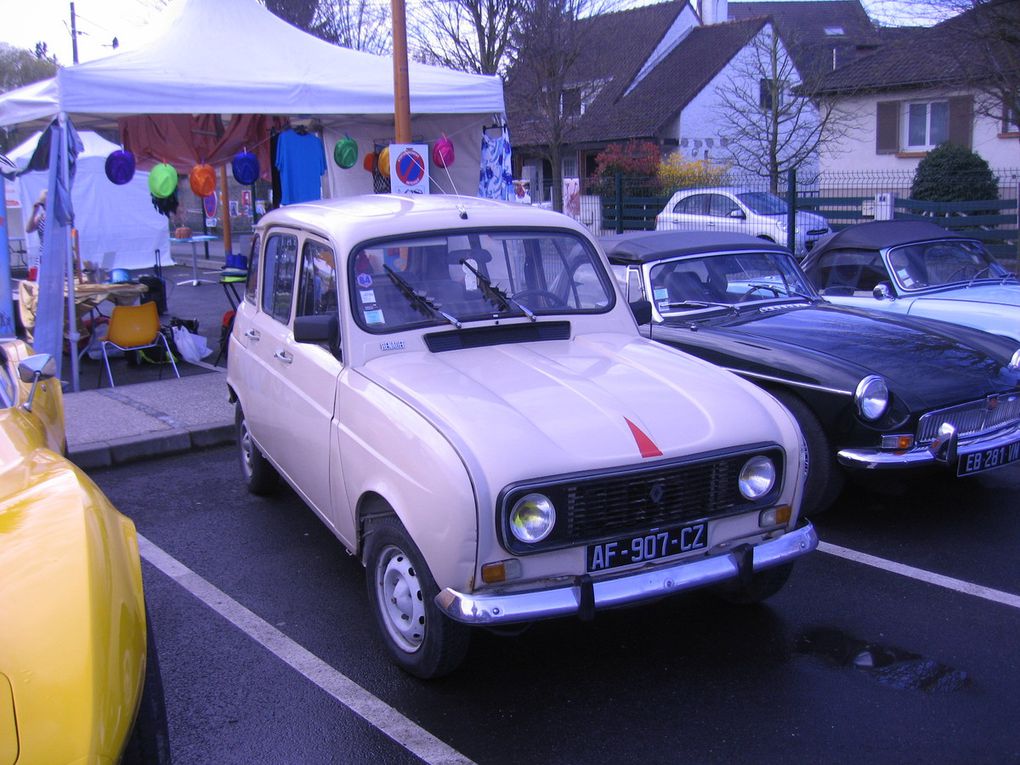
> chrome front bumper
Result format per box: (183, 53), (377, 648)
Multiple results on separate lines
(837, 420), (1020, 471)
(435, 523), (818, 626)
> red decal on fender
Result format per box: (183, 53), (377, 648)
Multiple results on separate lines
(625, 418), (662, 458)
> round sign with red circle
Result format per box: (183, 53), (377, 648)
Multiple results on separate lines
(395, 148), (426, 188)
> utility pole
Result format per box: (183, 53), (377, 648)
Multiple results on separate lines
(390, 0), (411, 143)
(70, 2), (79, 64)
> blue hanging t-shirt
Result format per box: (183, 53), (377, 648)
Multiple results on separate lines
(276, 129), (326, 205)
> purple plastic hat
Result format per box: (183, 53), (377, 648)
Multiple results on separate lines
(232, 150), (260, 185)
(105, 149), (136, 185)
(432, 135), (455, 168)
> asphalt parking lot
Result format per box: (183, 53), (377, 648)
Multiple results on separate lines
(91, 447), (1020, 765)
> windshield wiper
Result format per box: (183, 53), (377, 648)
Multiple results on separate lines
(967, 266), (994, 286)
(661, 299), (738, 315)
(384, 265), (462, 328)
(458, 258), (536, 322)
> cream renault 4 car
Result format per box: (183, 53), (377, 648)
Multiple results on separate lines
(226, 194), (817, 678)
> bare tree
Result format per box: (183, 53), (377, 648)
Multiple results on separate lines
(506, 0), (616, 211)
(714, 25), (853, 191)
(410, 0), (522, 75)
(316, 0), (391, 54)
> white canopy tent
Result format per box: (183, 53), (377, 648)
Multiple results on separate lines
(0, 0), (505, 198)
(8, 131), (171, 270)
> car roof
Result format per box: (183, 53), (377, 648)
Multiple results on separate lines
(671, 186), (754, 196)
(601, 230), (791, 264)
(806, 221), (971, 258)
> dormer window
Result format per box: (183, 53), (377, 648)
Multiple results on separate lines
(824, 26), (845, 36)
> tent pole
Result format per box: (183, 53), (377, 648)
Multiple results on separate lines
(221, 164), (232, 257)
(390, 0), (411, 143)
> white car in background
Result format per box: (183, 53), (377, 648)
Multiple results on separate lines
(655, 187), (831, 256)
(801, 221), (1020, 343)
(226, 193), (816, 679)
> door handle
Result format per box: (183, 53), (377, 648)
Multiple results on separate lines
(274, 350), (293, 365)
(244, 329), (261, 341)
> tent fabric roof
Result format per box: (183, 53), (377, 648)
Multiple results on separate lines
(0, 0), (505, 128)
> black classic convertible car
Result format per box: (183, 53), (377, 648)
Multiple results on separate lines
(604, 231), (1020, 514)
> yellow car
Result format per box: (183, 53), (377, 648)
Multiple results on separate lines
(0, 339), (170, 764)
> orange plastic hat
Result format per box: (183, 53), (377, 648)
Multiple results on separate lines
(190, 163), (216, 197)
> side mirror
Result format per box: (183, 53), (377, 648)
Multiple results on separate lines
(629, 299), (653, 326)
(873, 282), (893, 300)
(728, 209), (747, 220)
(294, 313), (339, 350)
(17, 354), (56, 413)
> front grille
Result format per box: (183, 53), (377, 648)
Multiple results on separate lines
(916, 393), (1020, 444)
(806, 229), (829, 236)
(499, 447), (783, 554)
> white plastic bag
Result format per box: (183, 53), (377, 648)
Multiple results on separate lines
(171, 325), (212, 363)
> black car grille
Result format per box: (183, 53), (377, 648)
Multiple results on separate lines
(498, 446), (784, 554)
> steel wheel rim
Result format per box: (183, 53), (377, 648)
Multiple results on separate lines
(240, 420), (255, 479)
(375, 543), (426, 654)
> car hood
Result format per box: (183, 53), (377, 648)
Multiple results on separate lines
(357, 332), (797, 484)
(793, 211), (829, 229)
(0, 437), (145, 763)
(906, 283), (1020, 307)
(680, 303), (1018, 409)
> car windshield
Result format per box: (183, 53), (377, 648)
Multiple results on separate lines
(886, 239), (1011, 291)
(350, 229), (615, 332)
(648, 250), (816, 315)
(736, 192), (788, 216)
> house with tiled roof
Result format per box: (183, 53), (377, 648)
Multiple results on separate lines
(812, 0), (1020, 173)
(506, 0), (875, 203)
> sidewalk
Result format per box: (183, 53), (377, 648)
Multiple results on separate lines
(65, 369), (236, 469)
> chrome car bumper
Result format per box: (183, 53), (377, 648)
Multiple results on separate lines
(436, 523), (817, 626)
(837, 420), (1020, 470)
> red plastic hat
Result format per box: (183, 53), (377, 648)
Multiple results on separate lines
(432, 135), (455, 168)
(189, 163), (216, 197)
(363, 152), (376, 173)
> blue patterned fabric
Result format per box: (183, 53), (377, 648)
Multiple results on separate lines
(478, 129), (513, 200)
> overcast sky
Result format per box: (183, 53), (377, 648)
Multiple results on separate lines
(0, 0), (951, 68)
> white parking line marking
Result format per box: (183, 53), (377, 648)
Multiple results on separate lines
(138, 534), (476, 765)
(819, 541), (1020, 610)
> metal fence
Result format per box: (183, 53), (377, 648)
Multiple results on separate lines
(574, 169), (1020, 264)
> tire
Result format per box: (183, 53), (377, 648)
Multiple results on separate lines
(364, 515), (471, 679)
(236, 403), (278, 495)
(771, 389), (843, 516)
(717, 562), (794, 604)
(121, 610), (172, 765)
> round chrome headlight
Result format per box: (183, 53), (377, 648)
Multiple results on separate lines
(855, 375), (889, 421)
(738, 455), (776, 500)
(509, 493), (556, 544)
(1008, 349), (1020, 371)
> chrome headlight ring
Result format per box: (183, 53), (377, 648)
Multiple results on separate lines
(855, 375), (890, 421)
(1008, 349), (1020, 371)
(738, 455), (777, 500)
(508, 493), (557, 544)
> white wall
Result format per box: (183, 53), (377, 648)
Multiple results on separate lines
(820, 88), (1020, 174)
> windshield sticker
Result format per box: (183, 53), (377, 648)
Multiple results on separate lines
(657, 301), (671, 312)
(380, 340), (405, 351)
(360, 289), (377, 305)
(462, 259), (479, 292)
(357, 272), (373, 288)
(653, 287), (668, 301)
(364, 309), (385, 325)
(896, 268), (914, 287)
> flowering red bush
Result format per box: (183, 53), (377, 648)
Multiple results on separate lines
(595, 140), (660, 178)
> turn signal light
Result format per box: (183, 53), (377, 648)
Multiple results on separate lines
(481, 559), (522, 584)
(881, 434), (914, 451)
(759, 504), (792, 528)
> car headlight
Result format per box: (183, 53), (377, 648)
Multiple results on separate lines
(776, 218), (788, 231)
(1009, 349), (1020, 371)
(855, 375), (889, 421)
(738, 455), (776, 500)
(509, 493), (556, 543)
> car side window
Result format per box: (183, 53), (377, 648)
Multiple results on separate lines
(675, 194), (706, 215)
(708, 195), (736, 217)
(244, 234), (261, 305)
(262, 232), (299, 323)
(296, 239), (339, 318)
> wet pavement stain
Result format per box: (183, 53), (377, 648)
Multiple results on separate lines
(796, 627), (969, 692)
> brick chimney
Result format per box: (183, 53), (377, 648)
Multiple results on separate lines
(699, 0), (728, 25)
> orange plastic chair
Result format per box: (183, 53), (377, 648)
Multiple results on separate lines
(99, 301), (181, 387)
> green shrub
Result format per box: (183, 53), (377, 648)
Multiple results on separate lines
(911, 143), (998, 202)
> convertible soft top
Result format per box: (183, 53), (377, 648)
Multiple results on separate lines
(808, 221), (970, 256)
(601, 230), (790, 264)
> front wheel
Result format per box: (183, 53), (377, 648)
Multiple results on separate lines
(236, 403), (278, 495)
(121, 610), (172, 765)
(716, 562), (794, 604)
(364, 515), (471, 679)
(770, 390), (843, 515)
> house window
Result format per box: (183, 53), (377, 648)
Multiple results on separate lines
(759, 79), (781, 110)
(1003, 100), (1020, 133)
(562, 87), (583, 118)
(824, 26), (844, 36)
(562, 155), (578, 178)
(905, 100), (949, 149)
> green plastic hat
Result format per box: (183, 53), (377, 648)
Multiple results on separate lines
(333, 136), (358, 169)
(148, 163), (179, 199)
